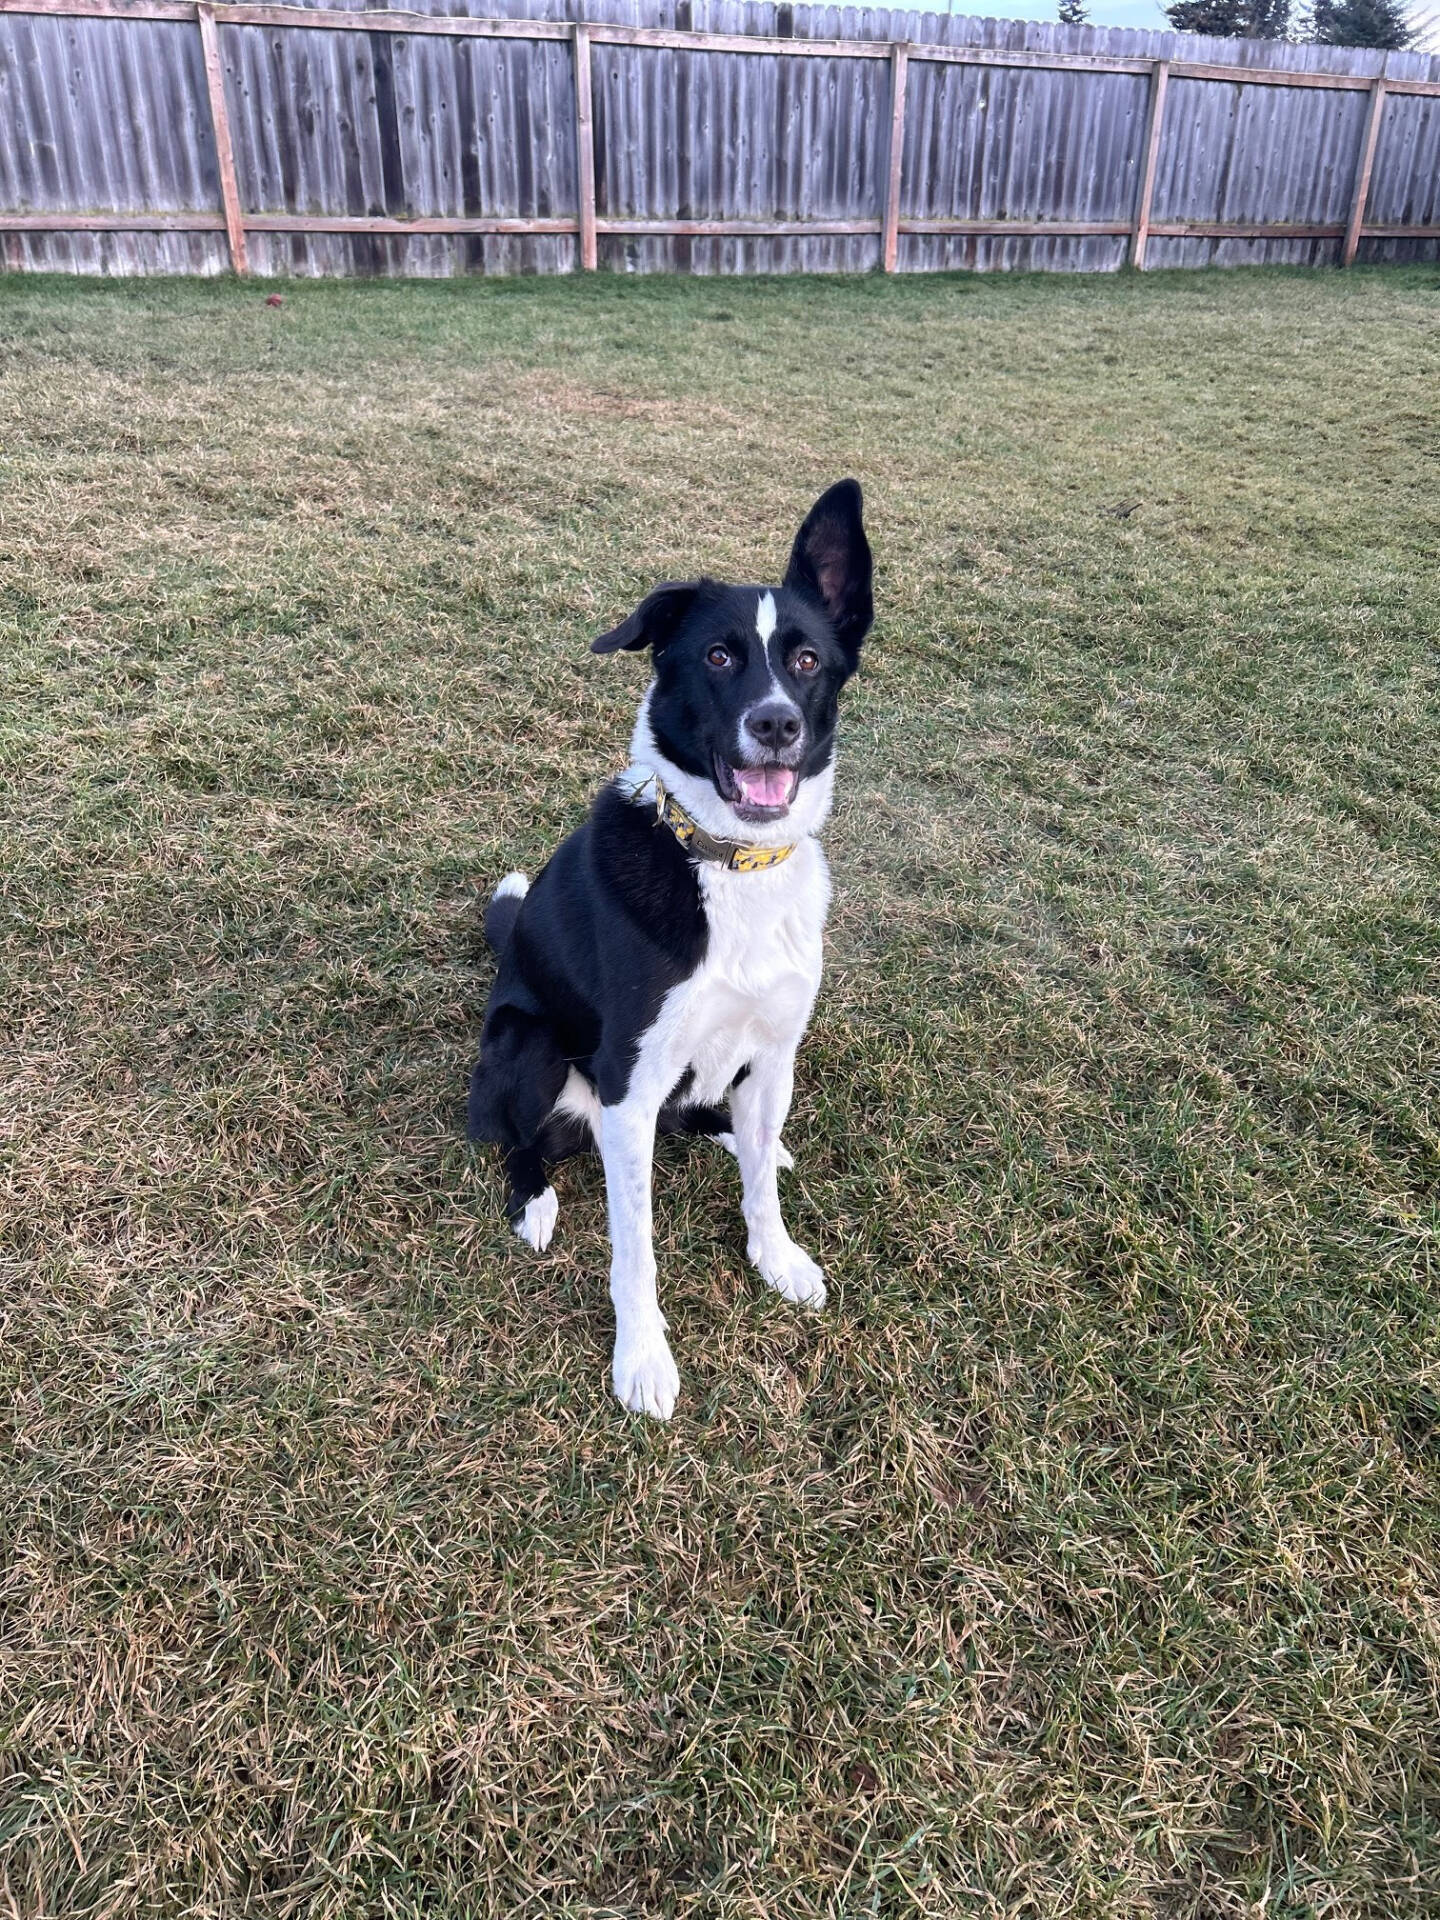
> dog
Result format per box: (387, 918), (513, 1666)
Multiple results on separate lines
(467, 480), (873, 1419)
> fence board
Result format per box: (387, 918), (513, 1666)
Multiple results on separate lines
(881, 43), (907, 272)
(1129, 57), (1167, 267)
(197, 1), (247, 269)
(573, 23), (596, 268)
(1343, 77), (1387, 265)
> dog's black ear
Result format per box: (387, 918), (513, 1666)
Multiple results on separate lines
(592, 582), (703, 656)
(783, 479), (873, 661)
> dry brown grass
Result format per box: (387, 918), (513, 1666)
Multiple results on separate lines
(1, 265), (1439, 1917)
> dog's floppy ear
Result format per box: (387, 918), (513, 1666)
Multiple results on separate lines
(783, 479), (873, 662)
(592, 581), (703, 656)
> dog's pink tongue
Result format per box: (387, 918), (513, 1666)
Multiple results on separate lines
(736, 767), (796, 809)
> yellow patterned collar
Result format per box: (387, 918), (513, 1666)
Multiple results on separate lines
(629, 774), (797, 873)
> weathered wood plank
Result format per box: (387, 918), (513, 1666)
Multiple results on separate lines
(597, 218), (881, 235)
(585, 21), (886, 59)
(0, 0), (194, 17)
(1343, 77), (1388, 266)
(912, 42), (1152, 77)
(0, 210), (226, 226)
(243, 214), (579, 232)
(218, 4), (571, 38)
(15, 214), (1387, 241)
(1130, 58), (1169, 270)
(1167, 59), (1368, 91)
(882, 44), (908, 273)
(197, 2), (246, 273)
(573, 23), (596, 270)
(900, 218), (1130, 235)
(1148, 220), (1345, 236)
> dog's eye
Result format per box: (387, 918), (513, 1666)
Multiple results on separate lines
(706, 645), (731, 669)
(792, 648), (821, 675)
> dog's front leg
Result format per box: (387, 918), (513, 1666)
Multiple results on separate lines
(731, 1048), (827, 1310)
(600, 1098), (680, 1419)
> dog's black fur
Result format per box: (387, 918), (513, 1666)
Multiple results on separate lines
(469, 783), (729, 1217)
(467, 480), (873, 1225)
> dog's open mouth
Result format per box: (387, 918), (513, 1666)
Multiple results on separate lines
(714, 756), (799, 819)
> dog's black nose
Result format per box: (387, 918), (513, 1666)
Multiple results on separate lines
(746, 702), (803, 752)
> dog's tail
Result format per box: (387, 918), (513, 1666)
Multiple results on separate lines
(484, 871), (530, 955)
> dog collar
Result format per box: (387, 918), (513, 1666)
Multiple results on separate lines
(628, 775), (797, 873)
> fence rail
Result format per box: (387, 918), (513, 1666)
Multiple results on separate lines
(2, 0), (1438, 277)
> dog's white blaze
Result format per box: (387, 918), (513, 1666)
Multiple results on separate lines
(755, 590), (777, 643)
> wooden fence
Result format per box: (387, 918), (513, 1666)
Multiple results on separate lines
(2, 0), (1438, 277)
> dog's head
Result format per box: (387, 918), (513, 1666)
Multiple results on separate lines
(593, 480), (873, 830)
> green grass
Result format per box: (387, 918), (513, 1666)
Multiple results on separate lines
(1, 263), (1439, 1918)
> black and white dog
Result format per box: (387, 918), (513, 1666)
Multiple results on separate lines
(468, 480), (873, 1419)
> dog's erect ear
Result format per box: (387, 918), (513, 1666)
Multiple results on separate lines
(783, 479), (873, 661)
(592, 581), (703, 656)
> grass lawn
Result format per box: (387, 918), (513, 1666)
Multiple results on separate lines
(2, 262), (1439, 1918)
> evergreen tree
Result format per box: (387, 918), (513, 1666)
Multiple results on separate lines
(1163, 0), (1290, 33)
(1246, 0), (1295, 31)
(1309, 0), (1413, 43)
(1057, 0), (1091, 23)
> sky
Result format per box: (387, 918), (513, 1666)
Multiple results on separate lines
(991, 0), (1168, 23)
(899, 0), (1439, 43)
(896, 0), (1190, 26)
(1070, 0), (1171, 23)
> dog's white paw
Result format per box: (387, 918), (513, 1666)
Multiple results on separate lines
(715, 1132), (795, 1172)
(756, 1241), (827, 1310)
(612, 1325), (680, 1420)
(513, 1186), (558, 1253)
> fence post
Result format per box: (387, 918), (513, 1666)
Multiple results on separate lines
(882, 43), (909, 273)
(197, 2), (248, 275)
(1342, 75), (1387, 267)
(1129, 58), (1168, 271)
(573, 23), (598, 270)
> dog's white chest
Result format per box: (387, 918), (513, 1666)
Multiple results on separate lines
(667, 843), (829, 1103)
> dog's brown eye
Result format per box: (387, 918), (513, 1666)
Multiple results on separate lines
(707, 646), (731, 669)
(793, 648), (820, 675)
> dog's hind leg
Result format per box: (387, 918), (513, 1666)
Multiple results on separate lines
(714, 1129), (795, 1172)
(506, 1143), (559, 1252)
(671, 1101), (794, 1172)
(508, 1106), (596, 1252)
(660, 1100), (730, 1141)
(469, 1007), (568, 1252)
